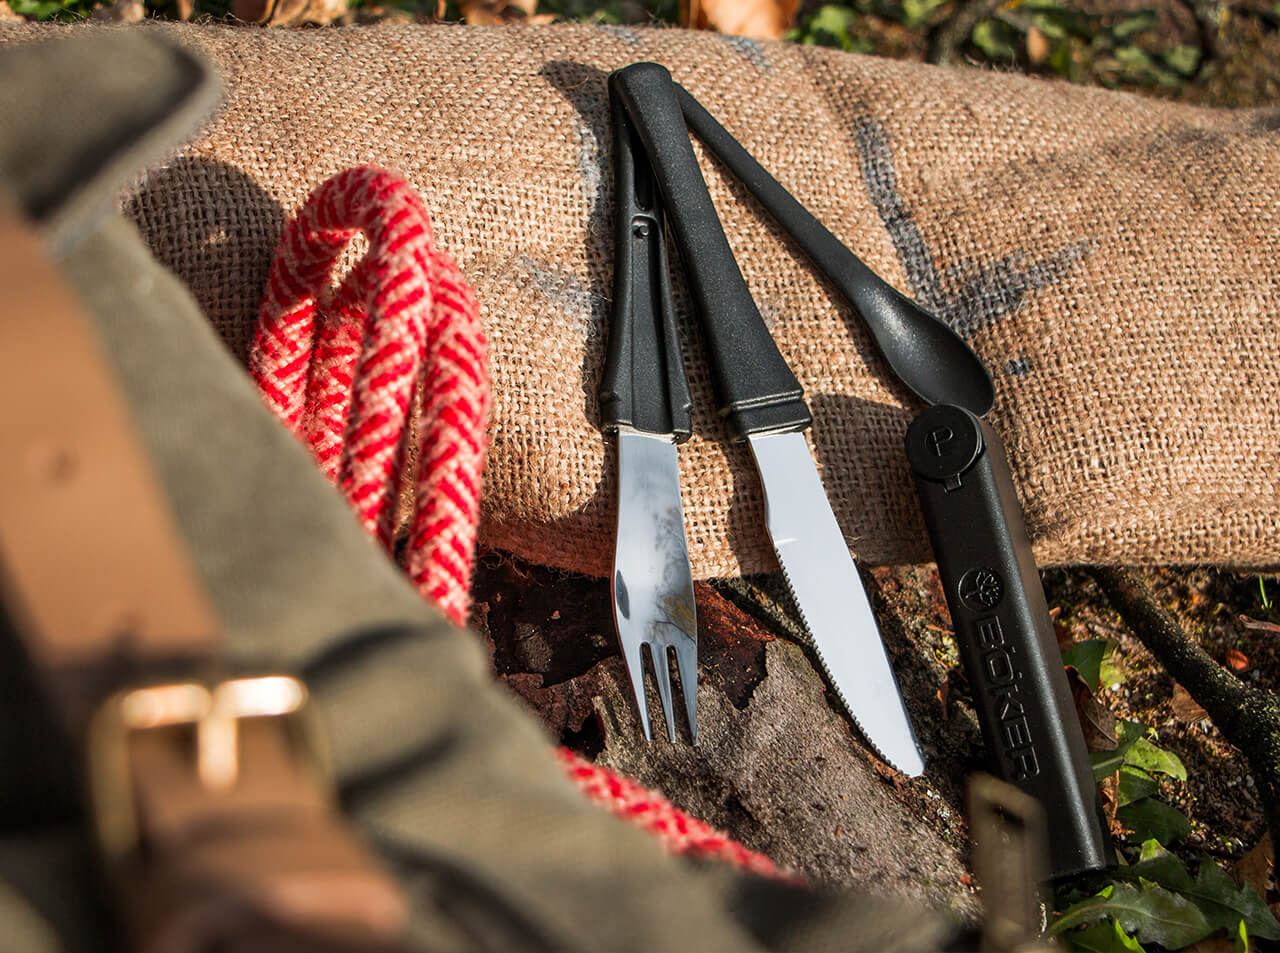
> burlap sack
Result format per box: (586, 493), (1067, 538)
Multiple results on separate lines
(10, 21), (1278, 578)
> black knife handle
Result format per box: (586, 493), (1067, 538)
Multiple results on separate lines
(674, 85), (994, 417)
(610, 63), (811, 441)
(600, 95), (693, 439)
(905, 405), (1111, 881)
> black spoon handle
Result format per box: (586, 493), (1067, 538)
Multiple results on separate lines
(906, 405), (1111, 881)
(610, 63), (811, 441)
(675, 84), (994, 417)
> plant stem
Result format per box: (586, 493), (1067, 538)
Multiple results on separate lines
(1090, 567), (1280, 870)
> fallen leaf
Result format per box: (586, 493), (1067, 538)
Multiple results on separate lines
(0, 0), (20, 19)
(1232, 833), (1273, 903)
(233, 0), (346, 25)
(460, 0), (548, 22)
(1225, 649), (1250, 673)
(90, 0), (145, 20)
(683, 0), (799, 40)
(1240, 615), (1280, 636)
(1026, 25), (1050, 65)
(1070, 669), (1119, 752)
(1100, 773), (1122, 836)
(1171, 682), (1209, 723)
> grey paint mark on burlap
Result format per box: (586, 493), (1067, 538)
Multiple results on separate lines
(520, 255), (606, 338)
(853, 117), (1089, 355)
(597, 24), (643, 47)
(718, 35), (771, 71)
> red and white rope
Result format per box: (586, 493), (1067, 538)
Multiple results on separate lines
(250, 166), (485, 624)
(251, 165), (790, 882)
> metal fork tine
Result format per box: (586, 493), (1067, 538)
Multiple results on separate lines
(621, 636), (653, 742)
(651, 645), (678, 743)
(671, 638), (698, 745)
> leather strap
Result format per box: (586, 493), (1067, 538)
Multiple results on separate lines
(0, 204), (410, 953)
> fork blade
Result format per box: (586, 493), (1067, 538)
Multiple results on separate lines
(671, 637), (698, 745)
(620, 630), (653, 742)
(611, 426), (697, 743)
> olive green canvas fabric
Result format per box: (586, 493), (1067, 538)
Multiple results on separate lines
(0, 30), (952, 953)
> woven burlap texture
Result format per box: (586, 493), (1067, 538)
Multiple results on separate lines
(27, 21), (1280, 578)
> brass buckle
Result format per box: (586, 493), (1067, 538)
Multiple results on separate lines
(87, 675), (322, 863)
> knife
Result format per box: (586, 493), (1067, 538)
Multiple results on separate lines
(611, 63), (925, 776)
(600, 91), (698, 744)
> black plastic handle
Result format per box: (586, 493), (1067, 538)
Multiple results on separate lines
(600, 95), (693, 440)
(610, 63), (811, 441)
(675, 85), (994, 417)
(905, 405), (1111, 881)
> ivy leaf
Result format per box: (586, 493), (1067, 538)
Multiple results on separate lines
(1164, 44), (1201, 77)
(1117, 798), (1190, 845)
(1116, 766), (1159, 807)
(1194, 854), (1280, 940)
(1091, 720), (1149, 780)
(1051, 881), (1213, 949)
(1063, 639), (1110, 691)
(1112, 10), (1156, 39)
(1122, 841), (1280, 940)
(972, 18), (1019, 61)
(1124, 738), (1187, 781)
(1061, 917), (1147, 952)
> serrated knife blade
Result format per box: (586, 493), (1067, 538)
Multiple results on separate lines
(747, 430), (924, 777)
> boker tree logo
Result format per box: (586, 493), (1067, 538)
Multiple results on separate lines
(959, 568), (1004, 612)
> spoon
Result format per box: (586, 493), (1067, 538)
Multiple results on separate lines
(675, 85), (995, 417)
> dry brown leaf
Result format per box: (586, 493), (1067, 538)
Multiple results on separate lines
(1069, 667), (1118, 752)
(460, 0), (544, 23)
(1099, 773), (1124, 837)
(1232, 833), (1274, 902)
(1026, 25), (1050, 65)
(1225, 648), (1250, 673)
(1241, 615), (1280, 636)
(0, 0), (25, 19)
(89, 0), (145, 19)
(682, 0), (799, 41)
(1171, 681), (1209, 723)
(233, 0), (345, 25)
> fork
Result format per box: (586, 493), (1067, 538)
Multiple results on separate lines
(599, 85), (698, 744)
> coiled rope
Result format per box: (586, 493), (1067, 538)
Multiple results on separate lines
(251, 165), (788, 881)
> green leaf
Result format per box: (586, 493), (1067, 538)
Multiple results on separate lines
(1117, 798), (1190, 845)
(1117, 766), (1159, 807)
(1062, 639), (1109, 691)
(1112, 10), (1157, 40)
(1051, 881), (1213, 949)
(1125, 738), (1187, 782)
(972, 18), (1019, 61)
(1164, 44), (1201, 77)
(1091, 720), (1149, 780)
(901, 0), (946, 28)
(1235, 918), (1249, 953)
(797, 4), (859, 49)
(1100, 646), (1125, 689)
(1062, 917), (1147, 952)
(1121, 841), (1280, 940)
(1194, 855), (1280, 940)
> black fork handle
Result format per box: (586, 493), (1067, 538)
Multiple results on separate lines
(610, 63), (811, 441)
(600, 93), (693, 440)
